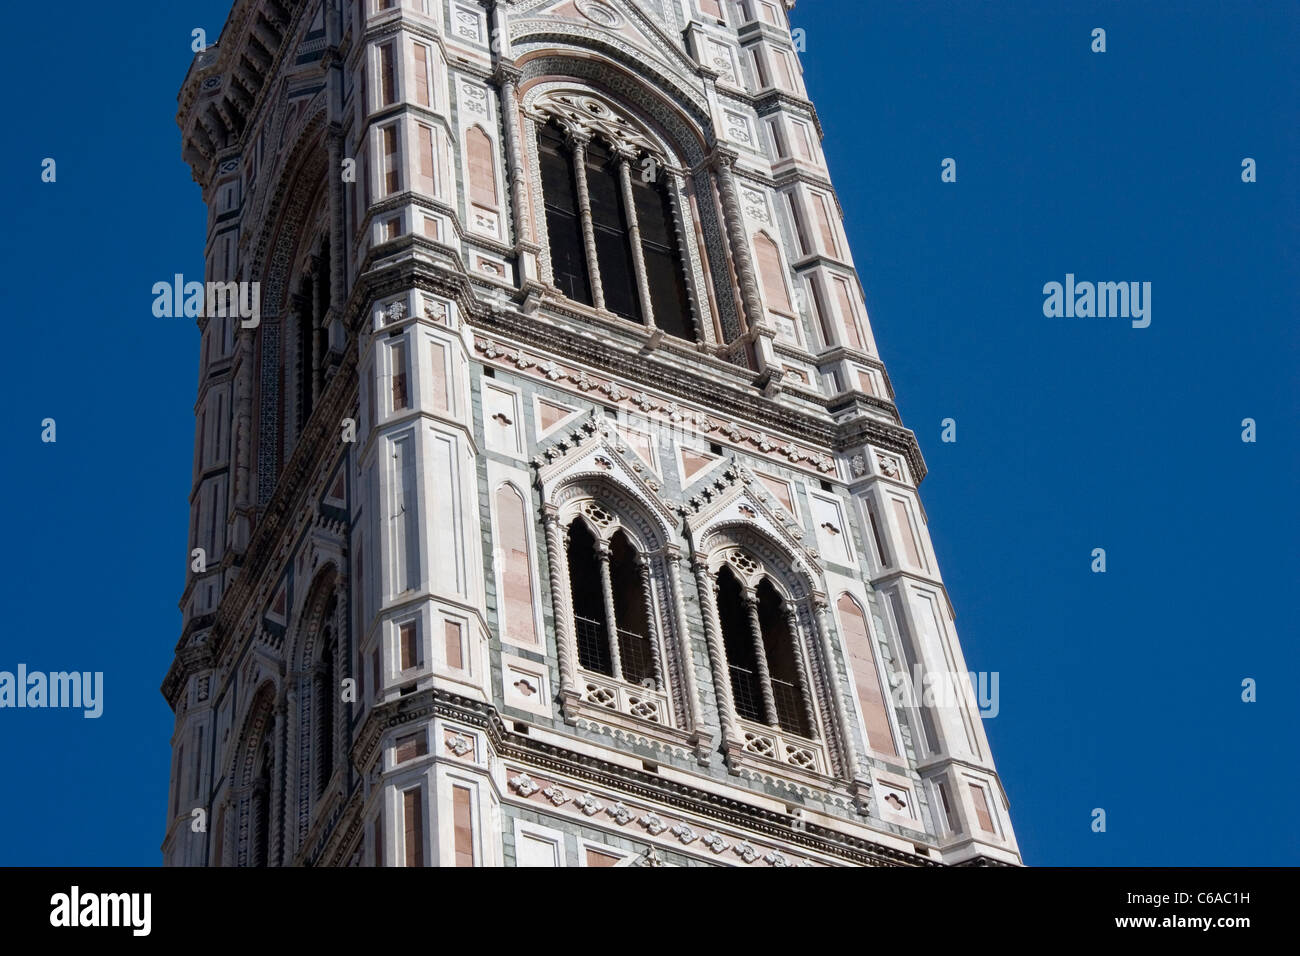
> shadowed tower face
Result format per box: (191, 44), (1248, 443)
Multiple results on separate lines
(164, 0), (1019, 869)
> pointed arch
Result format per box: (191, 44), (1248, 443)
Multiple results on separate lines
(285, 563), (344, 848)
(538, 463), (689, 727)
(711, 553), (816, 738)
(521, 75), (711, 341)
(229, 681), (279, 868)
(246, 108), (330, 505)
(550, 470), (673, 556)
(692, 516), (856, 777)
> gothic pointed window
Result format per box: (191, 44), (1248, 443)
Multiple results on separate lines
(609, 530), (656, 686)
(715, 562), (815, 738)
(567, 519), (612, 675)
(539, 121), (592, 305)
(717, 566), (763, 722)
(312, 608), (338, 799)
(586, 138), (642, 322)
(290, 234), (330, 439)
(295, 275), (314, 430)
(633, 169), (694, 340)
(565, 516), (661, 689)
(756, 578), (811, 737)
(531, 93), (696, 341)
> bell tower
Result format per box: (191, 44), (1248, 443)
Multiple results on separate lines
(164, 0), (1020, 868)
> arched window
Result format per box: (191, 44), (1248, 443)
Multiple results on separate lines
(288, 232), (330, 442)
(293, 271), (315, 430)
(715, 562), (815, 738)
(568, 518), (611, 674)
(538, 120), (592, 304)
(312, 610), (337, 799)
(566, 518), (661, 688)
(531, 91), (696, 341)
(633, 165), (694, 340)
(232, 684), (278, 867)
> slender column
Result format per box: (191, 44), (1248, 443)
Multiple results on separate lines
(785, 607), (820, 737)
(712, 150), (766, 334)
(743, 589), (779, 727)
(666, 550), (707, 733)
(813, 598), (868, 783)
(310, 263), (323, 405)
(290, 669), (309, 854)
(693, 557), (737, 745)
(246, 785), (264, 867)
(635, 552), (664, 689)
(215, 795), (233, 867)
(542, 510), (578, 695)
(270, 689), (289, 867)
(326, 128), (346, 314)
(231, 328), (254, 552)
(522, 118), (554, 286)
(496, 66), (532, 250)
(617, 152), (656, 329)
(595, 540), (623, 680)
(568, 130), (606, 311)
(311, 661), (328, 789)
(332, 583), (349, 779)
(664, 169), (704, 342)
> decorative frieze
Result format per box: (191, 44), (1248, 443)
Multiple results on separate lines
(474, 337), (836, 477)
(502, 765), (823, 867)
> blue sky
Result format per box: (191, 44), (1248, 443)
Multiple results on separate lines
(0, 1), (1295, 866)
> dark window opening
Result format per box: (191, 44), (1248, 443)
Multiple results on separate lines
(609, 531), (654, 686)
(539, 122), (592, 305)
(567, 520), (611, 676)
(633, 172), (694, 340)
(315, 606), (337, 799)
(567, 519), (657, 687)
(717, 566), (814, 737)
(294, 276), (314, 431)
(717, 566), (765, 723)
(537, 114), (696, 343)
(756, 579), (811, 737)
(585, 139), (642, 323)
(314, 237), (331, 382)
